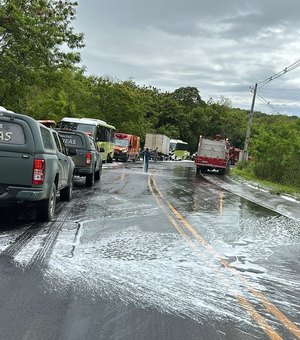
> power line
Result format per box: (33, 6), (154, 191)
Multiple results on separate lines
(257, 59), (300, 88)
(256, 92), (279, 114)
(255, 82), (300, 116)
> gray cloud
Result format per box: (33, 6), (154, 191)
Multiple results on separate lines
(74, 0), (300, 115)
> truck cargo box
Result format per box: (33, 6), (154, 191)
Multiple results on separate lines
(194, 136), (229, 175)
(144, 133), (170, 160)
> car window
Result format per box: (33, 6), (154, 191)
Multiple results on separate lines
(40, 126), (54, 149)
(0, 121), (25, 145)
(59, 133), (84, 147)
(56, 121), (78, 130)
(89, 137), (96, 150)
(52, 131), (66, 154)
(57, 134), (67, 154)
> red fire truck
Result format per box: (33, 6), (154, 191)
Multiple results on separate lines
(114, 132), (140, 162)
(229, 146), (241, 165)
(194, 135), (230, 175)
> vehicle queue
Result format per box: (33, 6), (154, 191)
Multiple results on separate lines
(3, 108), (230, 223)
(0, 107), (192, 221)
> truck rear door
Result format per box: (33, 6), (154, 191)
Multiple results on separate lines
(59, 131), (86, 168)
(0, 119), (35, 188)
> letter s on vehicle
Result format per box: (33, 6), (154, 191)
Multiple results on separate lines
(0, 131), (12, 141)
(5, 132), (12, 141)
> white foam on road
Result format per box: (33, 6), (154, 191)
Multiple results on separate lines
(44, 223), (261, 327)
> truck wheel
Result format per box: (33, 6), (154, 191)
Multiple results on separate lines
(196, 167), (201, 175)
(107, 154), (113, 163)
(60, 176), (73, 201)
(86, 171), (95, 187)
(95, 168), (100, 181)
(37, 183), (57, 222)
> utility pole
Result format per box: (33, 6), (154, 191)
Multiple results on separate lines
(242, 59), (300, 162)
(243, 83), (257, 161)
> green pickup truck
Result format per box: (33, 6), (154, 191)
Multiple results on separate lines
(0, 107), (75, 221)
(57, 129), (103, 187)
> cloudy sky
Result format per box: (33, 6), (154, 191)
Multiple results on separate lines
(73, 0), (300, 115)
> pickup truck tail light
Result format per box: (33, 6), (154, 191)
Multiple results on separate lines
(85, 152), (92, 165)
(32, 159), (45, 185)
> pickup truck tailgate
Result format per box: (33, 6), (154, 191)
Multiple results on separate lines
(0, 150), (34, 187)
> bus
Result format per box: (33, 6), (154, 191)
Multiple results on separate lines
(57, 117), (116, 163)
(169, 139), (190, 160)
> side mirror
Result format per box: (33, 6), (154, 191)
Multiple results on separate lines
(67, 147), (77, 156)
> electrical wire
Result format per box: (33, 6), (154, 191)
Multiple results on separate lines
(249, 59), (300, 116)
(256, 59), (300, 88)
(256, 92), (280, 114)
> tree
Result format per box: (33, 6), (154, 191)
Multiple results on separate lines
(25, 68), (89, 120)
(156, 94), (181, 126)
(0, 0), (84, 111)
(171, 86), (206, 107)
(250, 116), (300, 188)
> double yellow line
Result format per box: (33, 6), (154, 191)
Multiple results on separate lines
(148, 174), (300, 340)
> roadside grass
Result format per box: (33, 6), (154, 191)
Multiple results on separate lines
(229, 166), (300, 199)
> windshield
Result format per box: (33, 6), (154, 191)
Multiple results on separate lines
(170, 142), (188, 151)
(57, 122), (95, 135)
(169, 142), (176, 151)
(176, 143), (188, 151)
(115, 138), (129, 147)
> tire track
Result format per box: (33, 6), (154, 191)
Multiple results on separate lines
(28, 197), (80, 268)
(0, 200), (73, 263)
(1, 223), (46, 258)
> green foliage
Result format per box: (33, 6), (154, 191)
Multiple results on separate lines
(246, 115), (300, 190)
(0, 0), (84, 111)
(231, 167), (300, 197)
(236, 160), (248, 170)
(171, 86), (206, 107)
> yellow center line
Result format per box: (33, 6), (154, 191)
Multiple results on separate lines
(148, 175), (282, 339)
(149, 175), (300, 339)
(149, 181), (205, 258)
(237, 296), (283, 340)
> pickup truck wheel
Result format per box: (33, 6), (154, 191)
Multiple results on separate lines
(37, 183), (57, 222)
(95, 169), (100, 181)
(86, 171), (95, 187)
(60, 176), (73, 201)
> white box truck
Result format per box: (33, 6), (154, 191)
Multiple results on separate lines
(144, 133), (170, 160)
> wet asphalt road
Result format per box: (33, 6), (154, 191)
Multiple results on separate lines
(0, 160), (300, 340)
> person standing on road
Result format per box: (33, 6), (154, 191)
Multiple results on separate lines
(143, 147), (150, 173)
